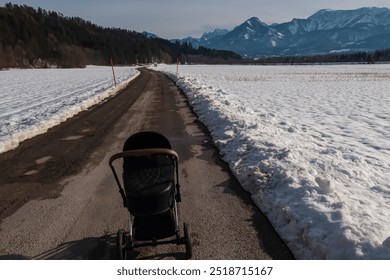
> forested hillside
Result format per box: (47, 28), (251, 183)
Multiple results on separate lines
(251, 48), (390, 64)
(0, 3), (241, 68)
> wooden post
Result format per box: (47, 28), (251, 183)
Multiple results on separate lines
(110, 58), (117, 87)
(176, 58), (179, 76)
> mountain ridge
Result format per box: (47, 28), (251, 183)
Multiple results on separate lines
(174, 7), (390, 57)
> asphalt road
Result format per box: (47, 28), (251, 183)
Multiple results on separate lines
(0, 68), (293, 260)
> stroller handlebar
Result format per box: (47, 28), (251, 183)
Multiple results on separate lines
(109, 148), (179, 166)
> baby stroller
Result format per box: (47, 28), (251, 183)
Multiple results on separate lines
(109, 131), (192, 259)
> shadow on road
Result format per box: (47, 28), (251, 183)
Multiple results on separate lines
(0, 254), (30, 260)
(0, 235), (116, 260)
(0, 234), (186, 260)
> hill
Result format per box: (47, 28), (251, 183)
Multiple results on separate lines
(0, 4), (241, 68)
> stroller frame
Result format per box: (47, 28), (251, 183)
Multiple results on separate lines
(109, 132), (192, 259)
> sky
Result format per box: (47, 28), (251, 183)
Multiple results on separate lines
(2, 0), (390, 39)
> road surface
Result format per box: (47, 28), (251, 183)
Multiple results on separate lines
(0, 68), (293, 260)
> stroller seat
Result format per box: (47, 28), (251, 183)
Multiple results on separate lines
(123, 154), (173, 194)
(123, 155), (175, 216)
(124, 165), (173, 194)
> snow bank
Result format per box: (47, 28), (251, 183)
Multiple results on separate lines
(155, 64), (390, 259)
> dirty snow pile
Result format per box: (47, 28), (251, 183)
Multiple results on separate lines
(155, 64), (390, 259)
(0, 66), (139, 154)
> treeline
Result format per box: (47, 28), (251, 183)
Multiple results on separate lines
(250, 49), (390, 65)
(0, 3), (242, 68)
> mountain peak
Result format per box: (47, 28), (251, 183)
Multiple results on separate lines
(247, 17), (260, 23)
(244, 17), (268, 27)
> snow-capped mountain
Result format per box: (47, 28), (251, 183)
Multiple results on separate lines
(301, 7), (390, 32)
(207, 17), (285, 55)
(178, 7), (390, 57)
(171, 29), (229, 49)
(199, 28), (229, 46)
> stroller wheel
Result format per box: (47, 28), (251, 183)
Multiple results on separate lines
(184, 223), (193, 259)
(116, 229), (126, 260)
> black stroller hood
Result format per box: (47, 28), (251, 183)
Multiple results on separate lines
(123, 131), (172, 151)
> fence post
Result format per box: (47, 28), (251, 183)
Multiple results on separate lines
(110, 58), (117, 87)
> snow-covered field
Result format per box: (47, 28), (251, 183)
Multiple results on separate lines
(155, 64), (390, 259)
(0, 66), (139, 154)
(1, 64), (389, 260)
